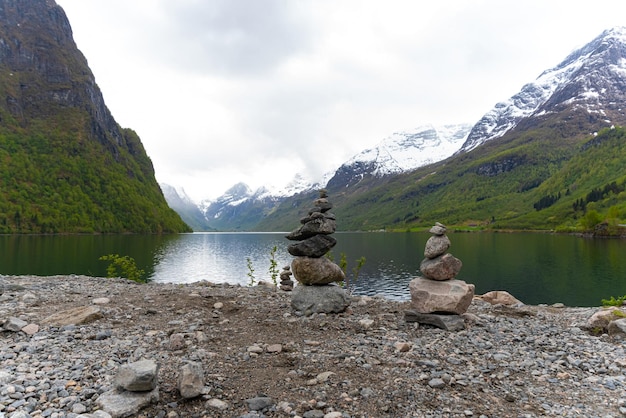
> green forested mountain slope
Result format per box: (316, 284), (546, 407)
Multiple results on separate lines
(256, 122), (626, 234)
(0, 0), (190, 233)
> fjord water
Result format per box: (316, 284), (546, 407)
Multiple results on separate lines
(1, 232), (625, 307)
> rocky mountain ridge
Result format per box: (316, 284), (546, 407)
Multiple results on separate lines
(0, 0), (189, 233)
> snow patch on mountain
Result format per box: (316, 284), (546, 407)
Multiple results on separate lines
(343, 123), (473, 177)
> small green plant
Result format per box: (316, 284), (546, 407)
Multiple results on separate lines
(246, 257), (256, 286)
(338, 253), (366, 293)
(99, 254), (145, 283)
(601, 295), (626, 307)
(268, 245), (279, 286)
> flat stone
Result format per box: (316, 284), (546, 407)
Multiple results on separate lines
(97, 387), (159, 418)
(405, 311), (466, 331)
(285, 217), (337, 241)
(3, 317), (28, 331)
(287, 234), (337, 257)
(429, 223), (447, 235)
(41, 305), (103, 326)
(21, 323), (39, 335)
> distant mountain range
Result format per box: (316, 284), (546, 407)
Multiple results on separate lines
(165, 27), (626, 235)
(161, 124), (473, 230)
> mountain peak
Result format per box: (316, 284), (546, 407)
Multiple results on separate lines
(459, 26), (626, 153)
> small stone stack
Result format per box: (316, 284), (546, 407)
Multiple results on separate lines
(406, 222), (475, 331)
(286, 189), (349, 315)
(279, 265), (294, 291)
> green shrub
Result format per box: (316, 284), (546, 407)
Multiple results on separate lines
(99, 254), (146, 283)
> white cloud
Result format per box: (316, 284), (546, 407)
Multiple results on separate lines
(57, 0), (626, 201)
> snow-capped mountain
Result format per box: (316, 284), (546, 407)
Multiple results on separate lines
(326, 124), (472, 189)
(460, 26), (626, 152)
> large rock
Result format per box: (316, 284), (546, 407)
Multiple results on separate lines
(41, 305), (103, 326)
(419, 253), (462, 281)
(287, 234), (337, 257)
(409, 277), (475, 314)
(424, 235), (451, 259)
(291, 256), (346, 285)
(291, 284), (351, 315)
(404, 311), (466, 331)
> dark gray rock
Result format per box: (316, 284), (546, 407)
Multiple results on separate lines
(287, 234), (337, 257)
(245, 396), (274, 411)
(405, 310), (466, 331)
(285, 217), (337, 241)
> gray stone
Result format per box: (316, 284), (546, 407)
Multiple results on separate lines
(96, 387), (159, 418)
(409, 277), (475, 314)
(405, 311), (466, 331)
(245, 396), (274, 411)
(429, 222), (447, 235)
(420, 253), (462, 281)
(178, 362), (204, 399)
(424, 235), (451, 259)
(285, 217), (337, 241)
(114, 360), (159, 392)
(3, 317), (28, 331)
(608, 318), (626, 338)
(287, 234), (337, 257)
(291, 284), (351, 315)
(291, 256), (345, 285)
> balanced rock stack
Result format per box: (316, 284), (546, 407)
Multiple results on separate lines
(286, 189), (349, 315)
(406, 222), (475, 331)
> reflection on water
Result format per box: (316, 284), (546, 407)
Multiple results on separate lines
(1, 232), (626, 306)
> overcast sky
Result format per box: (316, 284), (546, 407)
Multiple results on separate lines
(55, 0), (626, 202)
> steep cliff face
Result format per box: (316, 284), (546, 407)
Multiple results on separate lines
(0, 0), (190, 233)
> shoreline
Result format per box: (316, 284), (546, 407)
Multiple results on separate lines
(2, 275), (625, 417)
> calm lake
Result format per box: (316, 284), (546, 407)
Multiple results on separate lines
(1, 232), (625, 307)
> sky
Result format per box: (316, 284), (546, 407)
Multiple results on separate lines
(55, 0), (626, 202)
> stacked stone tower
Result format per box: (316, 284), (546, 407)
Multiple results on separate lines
(286, 189), (349, 315)
(406, 222), (475, 330)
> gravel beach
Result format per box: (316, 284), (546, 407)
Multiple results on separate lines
(1, 275), (625, 418)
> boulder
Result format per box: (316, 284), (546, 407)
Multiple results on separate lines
(287, 234), (337, 257)
(423, 235), (451, 259)
(478, 290), (523, 306)
(409, 277), (475, 314)
(291, 284), (351, 315)
(291, 256), (346, 285)
(419, 253), (462, 281)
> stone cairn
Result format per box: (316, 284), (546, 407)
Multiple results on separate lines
(405, 222), (475, 331)
(285, 189), (349, 315)
(279, 265), (294, 291)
